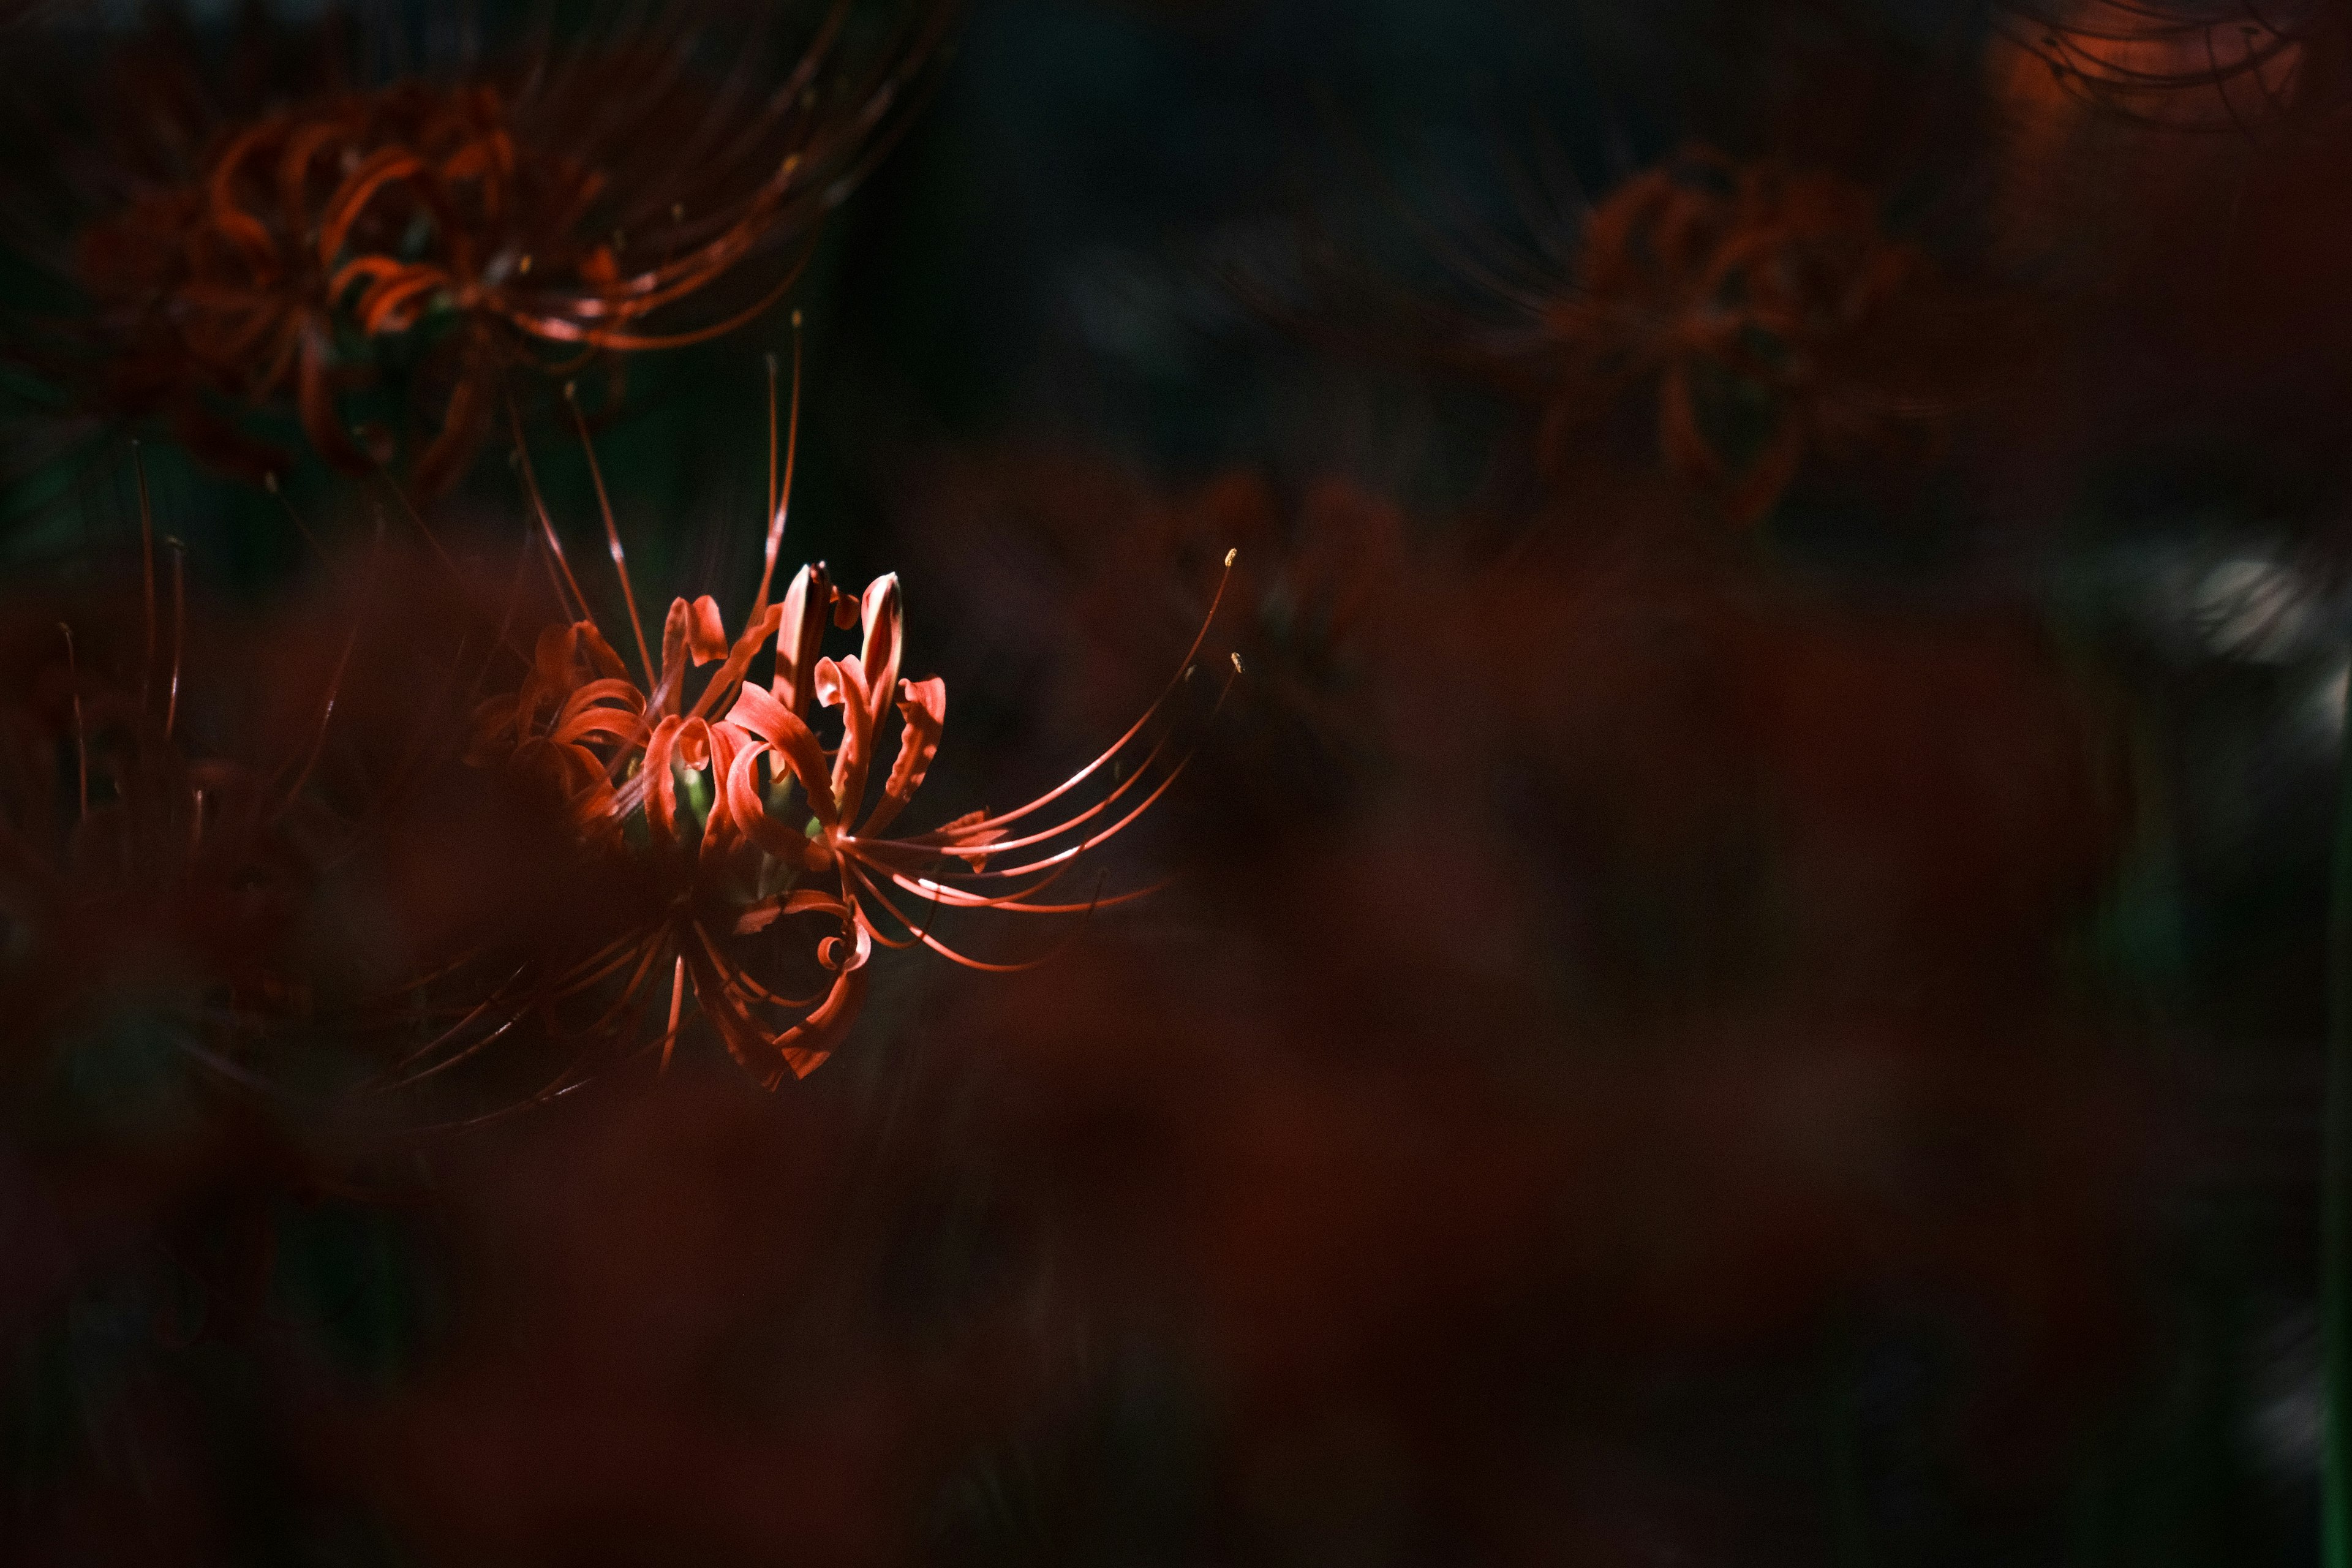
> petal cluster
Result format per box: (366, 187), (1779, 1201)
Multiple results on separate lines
(438, 482), (1232, 1093)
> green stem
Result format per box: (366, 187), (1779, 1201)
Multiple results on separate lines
(2325, 659), (2352, 1568)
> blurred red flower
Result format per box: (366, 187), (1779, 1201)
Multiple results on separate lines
(7, 1), (949, 491)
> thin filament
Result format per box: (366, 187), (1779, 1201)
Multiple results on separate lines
(508, 401), (595, 625)
(662, 954), (687, 1072)
(566, 383), (656, 684)
(58, 624), (87, 821)
(752, 311), (805, 617)
(134, 442), (156, 714)
(163, 538), (186, 741)
(933, 549), (1238, 840)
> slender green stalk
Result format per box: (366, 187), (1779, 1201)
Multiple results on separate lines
(2324, 662), (2352, 1568)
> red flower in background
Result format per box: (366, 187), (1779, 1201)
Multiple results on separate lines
(8, 0), (951, 492)
(1259, 143), (1989, 527)
(1514, 151), (1952, 523)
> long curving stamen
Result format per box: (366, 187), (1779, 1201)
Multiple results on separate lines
(263, 472), (326, 560)
(660, 954), (687, 1072)
(933, 654), (1243, 881)
(846, 861), (1107, 974)
(924, 548), (1237, 840)
(566, 381), (656, 684)
(507, 400), (595, 625)
(764, 352), (778, 552)
(134, 442), (156, 714)
(545, 931), (669, 1007)
(887, 663), (1199, 860)
(502, 249), (812, 349)
(278, 514), (380, 810)
(875, 860), (1170, 916)
(750, 311), (805, 620)
(850, 858), (1140, 943)
(57, 624), (87, 823)
(162, 537), (186, 741)
(374, 1002), (526, 1093)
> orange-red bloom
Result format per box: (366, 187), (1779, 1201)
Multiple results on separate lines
(399, 396), (1234, 1099)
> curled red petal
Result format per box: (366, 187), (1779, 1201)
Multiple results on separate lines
(685, 595), (729, 664)
(723, 744), (810, 870)
(777, 965), (867, 1081)
(576, 622), (633, 683)
(856, 574), (903, 718)
(831, 668), (874, 829)
(723, 684), (837, 826)
(771, 564), (832, 718)
(682, 602), (784, 725)
(858, 676), (944, 839)
(643, 715), (684, 847)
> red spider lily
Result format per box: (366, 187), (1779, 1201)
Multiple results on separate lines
(396, 375), (1237, 1102)
(1264, 144), (1969, 527)
(10, 0), (951, 492)
(1507, 151), (1948, 524)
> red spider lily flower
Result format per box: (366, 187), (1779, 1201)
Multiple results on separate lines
(398, 382), (1236, 1102)
(7, 0), (951, 492)
(1263, 145), (1972, 527)
(1510, 151), (1950, 524)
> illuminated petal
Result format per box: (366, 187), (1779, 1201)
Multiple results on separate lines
(575, 622), (633, 683)
(685, 594), (729, 664)
(776, 966), (866, 1080)
(856, 574), (903, 720)
(831, 663), (874, 827)
(643, 715), (684, 847)
(771, 564), (832, 718)
(723, 744), (811, 869)
(681, 601), (783, 725)
(856, 676), (943, 839)
(723, 684), (836, 825)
